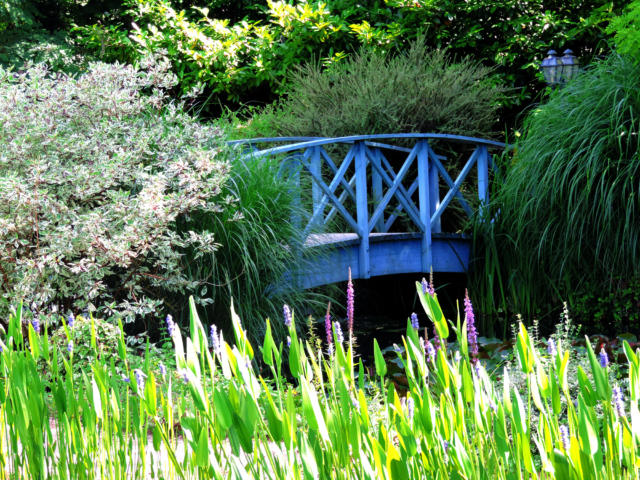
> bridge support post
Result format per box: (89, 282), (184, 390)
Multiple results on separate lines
(355, 141), (370, 278)
(477, 145), (489, 217)
(429, 156), (441, 234)
(417, 141), (432, 272)
(371, 148), (384, 232)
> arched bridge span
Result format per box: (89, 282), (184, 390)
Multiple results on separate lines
(229, 134), (506, 289)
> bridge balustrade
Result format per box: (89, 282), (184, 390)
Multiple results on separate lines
(229, 134), (506, 288)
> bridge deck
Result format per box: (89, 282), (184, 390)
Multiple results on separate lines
(299, 233), (470, 289)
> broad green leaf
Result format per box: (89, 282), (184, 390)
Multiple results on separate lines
(261, 318), (275, 367)
(373, 338), (387, 377)
(189, 296), (208, 353)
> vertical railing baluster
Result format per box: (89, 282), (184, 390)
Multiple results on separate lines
(428, 145), (441, 234)
(477, 145), (489, 217)
(355, 141), (370, 279)
(371, 148), (384, 233)
(417, 141), (432, 272)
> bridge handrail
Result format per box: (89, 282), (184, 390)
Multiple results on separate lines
(232, 133), (508, 280)
(231, 133), (508, 159)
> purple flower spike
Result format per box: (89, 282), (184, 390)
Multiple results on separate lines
(333, 321), (344, 344)
(347, 267), (355, 337)
(410, 313), (419, 330)
(286, 336), (291, 348)
(210, 324), (221, 354)
(324, 303), (333, 350)
(67, 313), (75, 328)
(166, 315), (175, 337)
(599, 347), (609, 368)
(133, 369), (147, 390)
(464, 290), (478, 364)
(433, 325), (441, 351)
(159, 363), (167, 377)
(426, 341), (436, 362)
(547, 338), (557, 356)
(421, 277), (429, 294)
(406, 396), (415, 420)
(31, 318), (40, 334)
(559, 425), (570, 451)
(613, 385), (625, 417)
(67, 342), (73, 353)
(283, 304), (292, 328)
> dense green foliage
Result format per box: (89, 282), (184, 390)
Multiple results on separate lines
(72, 0), (626, 122)
(0, 61), (229, 322)
(244, 42), (503, 139)
(608, 0), (640, 59)
(571, 277), (640, 335)
(473, 54), (640, 330)
(176, 152), (333, 344)
(1, 286), (639, 478)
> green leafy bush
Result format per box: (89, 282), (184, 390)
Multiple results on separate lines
(608, 0), (640, 59)
(175, 152), (335, 343)
(74, 0), (626, 122)
(0, 60), (229, 322)
(571, 277), (640, 335)
(250, 42), (504, 138)
(474, 54), (640, 329)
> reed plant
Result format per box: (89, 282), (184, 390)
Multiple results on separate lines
(471, 53), (640, 330)
(1, 283), (639, 478)
(175, 152), (335, 346)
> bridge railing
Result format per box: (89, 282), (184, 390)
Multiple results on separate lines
(230, 134), (507, 277)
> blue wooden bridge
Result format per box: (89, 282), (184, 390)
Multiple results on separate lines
(230, 134), (506, 289)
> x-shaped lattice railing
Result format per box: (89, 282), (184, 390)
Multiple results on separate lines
(231, 134), (505, 277)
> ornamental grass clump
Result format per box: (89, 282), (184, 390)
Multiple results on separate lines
(473, 54), (640, 326)
(0, 61), (229, 322)
(1, 284), (640, 478)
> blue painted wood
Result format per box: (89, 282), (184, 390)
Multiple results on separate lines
(319, 148), (356, 203)
(429, 158), (441, 234)
(325, 174), (356, 227)
(430, 147), (480, 228)
(371, 148), (384, 232)
(297, 234), (471, 288)
(368, 144), (422, 232)
(383, 178), (419, 233)
(477, 145), (489, 215)
(310, 147), (322, 228)
(355, 142), (370, 278)
(298, 155), (360, 233)
(366, 147), (422, 232)
(417, 141), (432, 272)
(428, 145), (473, 218)
(239, 133), (507, 159)
(303, 145), (356, 235)
(235, 133), (508, 289)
